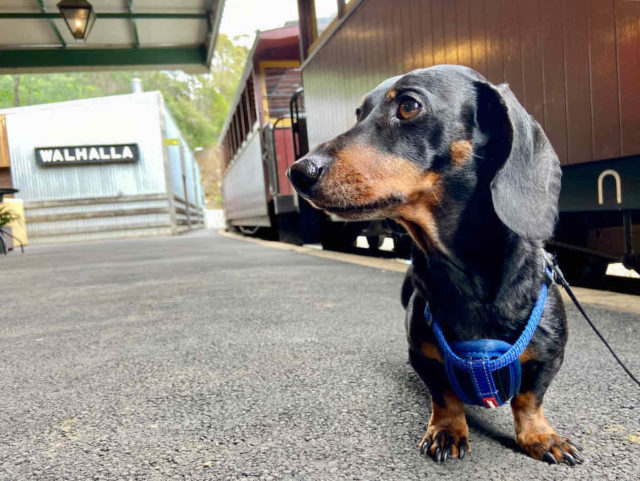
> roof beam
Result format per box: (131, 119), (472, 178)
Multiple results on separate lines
(126, 0), (140, 48)
(0, 46), (207, 72)
(0, 12), (208, 20)
(204, 0), (224, 67)
(34, 0), (66, 48)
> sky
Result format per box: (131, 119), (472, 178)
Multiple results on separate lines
(218, 0), (340, 47)
(218, 0), (299, 47)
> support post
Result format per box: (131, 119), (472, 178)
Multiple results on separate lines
(179, 142), (191, 230)
(296, 0), (317, 60)
(158, 95), (178, 235)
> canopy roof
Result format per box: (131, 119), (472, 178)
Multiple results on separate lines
(0, 0), (223, 73)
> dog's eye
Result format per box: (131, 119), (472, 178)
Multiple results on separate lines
(397, 98), (421, 120)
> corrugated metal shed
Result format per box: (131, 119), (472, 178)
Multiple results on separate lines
(4, 92), (166, 200)
(1, 91), (204, 244)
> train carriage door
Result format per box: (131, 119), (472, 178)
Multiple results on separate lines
(259, 61), (301, 201)
(289, 87), (309, 161)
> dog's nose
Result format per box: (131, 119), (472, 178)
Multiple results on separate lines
(287, 156), (325, 196)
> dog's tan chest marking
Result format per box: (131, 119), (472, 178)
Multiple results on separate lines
(420, 342), (444, 363)
(519, 346), (538, 364)
(396, 172), (450, 255)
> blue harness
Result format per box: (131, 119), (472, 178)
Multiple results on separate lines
(424, 269), (552, 409)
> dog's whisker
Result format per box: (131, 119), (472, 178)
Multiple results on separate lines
(431, 191), (444, 211)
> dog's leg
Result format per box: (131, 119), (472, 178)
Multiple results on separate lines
(511, 392), (583, 465)
(420, 390), (470, 462)
(409, 348), (469, 463)
(511, 353), (584, 465)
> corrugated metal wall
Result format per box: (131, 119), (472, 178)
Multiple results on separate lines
(164, 109), (204, 207)
(4, 93), (166, 200)
(2, 91), (204, 244)
(302, 0), (640, 166)
(162, 107), (205, 232)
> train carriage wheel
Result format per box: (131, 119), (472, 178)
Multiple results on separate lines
(320, 220), (359, 252)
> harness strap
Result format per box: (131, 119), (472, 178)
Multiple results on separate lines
(427, 272), (549, 372)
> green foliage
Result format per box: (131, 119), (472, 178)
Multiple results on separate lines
(0, 206), (18, 227)
(0, 34), (248, 149)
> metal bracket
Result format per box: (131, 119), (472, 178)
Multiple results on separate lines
(597, 169), (622, 205)
(34, 0), (67, 48)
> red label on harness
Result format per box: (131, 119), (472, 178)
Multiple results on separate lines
(482, 397), (498, 409)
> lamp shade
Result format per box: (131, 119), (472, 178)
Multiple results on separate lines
(57, 0), (97, 42)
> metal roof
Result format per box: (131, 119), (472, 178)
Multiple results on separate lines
(0, 1), (224, 73)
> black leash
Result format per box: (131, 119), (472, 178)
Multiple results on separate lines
(550, 258), (640, 390)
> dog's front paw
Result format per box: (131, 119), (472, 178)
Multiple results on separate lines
(511, 393), (584, 466)
(419, 424), (470, 463)
(419, 391), (470, 463)
(517, 432), (584, 466)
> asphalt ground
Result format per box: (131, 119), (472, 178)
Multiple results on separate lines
(1, 230), (639, 481)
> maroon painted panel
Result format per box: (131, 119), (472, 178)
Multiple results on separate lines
(588, 0), (621, 160)
(302, 0), (640, 166)
(443, 0), (459, 64)
(275, 127), (296, 195)
(616, 0), (640, 156)
(431, 1), (446, 65)
(469, 0), (487, 76)
(519, 0), (544, 124)
(563, 0), (593, 165)
(420, 0), (435, 69)
(401, 2), (416, 71)
(391, 2), (406, 73)
(502, 0), (523, 100)
(540, 0), (568, 164)
(456, 0), (472, 67)
(484, 0), (503, 84)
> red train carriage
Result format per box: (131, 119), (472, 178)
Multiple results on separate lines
(220, 1), (640, 282)
(220, 25), (322, 244)
(293, 0), (640, 281)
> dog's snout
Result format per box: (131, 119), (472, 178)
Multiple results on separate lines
(287, 156), (326, 196)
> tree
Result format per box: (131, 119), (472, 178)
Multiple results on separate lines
(0, 34), (248, 149)
(13, 76), (20, 106)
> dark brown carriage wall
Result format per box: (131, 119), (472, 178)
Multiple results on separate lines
(302, 0), (640, 166)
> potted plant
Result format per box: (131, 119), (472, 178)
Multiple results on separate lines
(0, 205), (18, 253)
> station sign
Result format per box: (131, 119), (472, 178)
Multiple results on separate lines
(35, 143), (139, 166)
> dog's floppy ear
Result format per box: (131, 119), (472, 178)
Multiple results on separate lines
(474, 81), (562, 240)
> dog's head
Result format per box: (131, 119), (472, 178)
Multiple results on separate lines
(287, 65), (561, 253)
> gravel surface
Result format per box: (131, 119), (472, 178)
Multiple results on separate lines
(1, 230), (639, 481)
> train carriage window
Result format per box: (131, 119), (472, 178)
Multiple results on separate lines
(315, 0), (338, 35)
(263, 67), (302, 122)
(247, 78), (257, 127)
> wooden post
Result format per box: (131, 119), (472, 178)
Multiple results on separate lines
(0, 115), (11, 170)
(297, 0), (318, 60)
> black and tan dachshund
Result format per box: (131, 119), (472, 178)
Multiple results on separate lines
(287, 65), (584, 466)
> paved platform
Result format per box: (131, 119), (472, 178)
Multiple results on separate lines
(0, 230), (638, 480)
